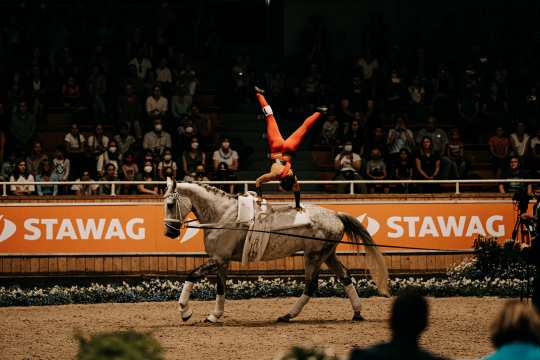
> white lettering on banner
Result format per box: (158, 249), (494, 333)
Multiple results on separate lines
(22, 218), (146, 240)
(385, 215), (506, 239)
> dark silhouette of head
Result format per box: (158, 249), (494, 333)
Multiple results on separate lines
(390, 291), (429, 342)
(491, 301), (540, 349)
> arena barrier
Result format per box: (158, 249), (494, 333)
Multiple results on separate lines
(0, 190), (530, 278)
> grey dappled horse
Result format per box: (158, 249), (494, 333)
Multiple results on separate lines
(163, 180), (389, 323)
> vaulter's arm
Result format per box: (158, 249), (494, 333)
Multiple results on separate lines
(255, 172), (276, 197)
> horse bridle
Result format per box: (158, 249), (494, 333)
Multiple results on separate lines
(163, 191), (194, 234)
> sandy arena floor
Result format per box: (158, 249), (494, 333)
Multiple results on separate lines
(0, 296), (509, 359)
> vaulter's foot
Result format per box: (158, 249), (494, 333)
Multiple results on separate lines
(277, 314), (292, 322)
(316, 105), (328, 113)
(352, 313), (365, 321)
(254, 86), (265, 94)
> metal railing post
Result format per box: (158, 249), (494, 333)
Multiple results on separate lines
(244, 182), (248, 193)
(455, 181), (460, 194)
(349, 182), (354, 195)
(111, 183), (116, 196)
(2, 183), (6, 196)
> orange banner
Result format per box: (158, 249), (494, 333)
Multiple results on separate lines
(0, 200), (525, 254)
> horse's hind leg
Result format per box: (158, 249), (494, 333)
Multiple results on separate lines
(325, 253), (364, 321)
(179, 257), (224, 322)
(278, 254), (323, 322)
(206, 266), (227, 323)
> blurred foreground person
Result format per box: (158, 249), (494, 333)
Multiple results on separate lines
(350, 292), (447, 360)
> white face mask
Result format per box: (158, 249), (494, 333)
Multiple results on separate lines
(154, 124), (162, 131)
(109, 147), (117, 153)
(191, 142), (199, 149)
(163, 154), (172, 161)
(144, 166), (153, 173)
(344, 145), (353, 152)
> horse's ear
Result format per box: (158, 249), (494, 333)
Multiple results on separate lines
(165, 177), (177, 196)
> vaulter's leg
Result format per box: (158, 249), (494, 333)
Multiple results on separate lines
(206, 266), (227, 323)
(178, 257), (225, 321)
(282, 111), (323, 153)
(256, 89), (284, 152)
(278, 254), (324, 322)
(325, 253), (363, 321)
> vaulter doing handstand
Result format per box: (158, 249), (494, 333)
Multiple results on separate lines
(254, 86), (326, 210)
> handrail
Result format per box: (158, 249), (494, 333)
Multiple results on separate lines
(1, 178), (539, 196)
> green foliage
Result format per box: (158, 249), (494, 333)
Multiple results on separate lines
(76, 330), (164, 360)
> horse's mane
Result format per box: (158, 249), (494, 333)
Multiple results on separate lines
(187, 181), (239, 200)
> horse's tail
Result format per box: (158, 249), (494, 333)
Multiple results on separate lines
(337, 212), (389, 296)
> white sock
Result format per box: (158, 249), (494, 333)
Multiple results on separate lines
(179, 281), (194, 306)
(288, 294), (310, 318)
(345, 284), (362, 313)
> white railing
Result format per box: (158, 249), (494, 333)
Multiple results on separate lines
(1, 179), (539, 196)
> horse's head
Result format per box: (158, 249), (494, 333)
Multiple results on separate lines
(163, 177), (193, 238)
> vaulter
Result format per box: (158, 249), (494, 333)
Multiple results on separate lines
(254, 86), (327, 210)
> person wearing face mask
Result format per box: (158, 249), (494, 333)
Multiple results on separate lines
(99, 163), (120, 195)
(143, 118), (172, 156)
(212, 137), (239, 172)
(137, 161), (160, 195)
(193, 163), (209, 182)
(158, 148), (177, 180)
(87, 124), (109, 160)
(96, 140), (121, 177)
(334, 141), (366, 194)
(182, 137), (206, 179)
(254, 86), (327, 210)
(120, 152), (139, 194)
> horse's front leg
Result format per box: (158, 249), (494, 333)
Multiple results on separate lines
(206, 266), (227, 323)
(179, 257), (224, 321)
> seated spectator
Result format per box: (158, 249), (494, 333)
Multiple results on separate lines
(113, 122), (136, 157)
(52, 145), (71, 183)
(99, 163), (119, 195)
(177, 63), (199, 99)
(137, 161), (160, 196)
(97, 140), (121, 177)
(157, 148), (177, 180)
(155, 58), (172, 88)
(128, 51), (152, 80)
(387, 114), (415, 165)
(320, 112), (340, 148)
(365, 147), (389, 193)
(416, 136), (441, 193)
(334, 141), (366, 194)
(36, 159), (59, 196)
(0, 151), (17, 181)
(364, 127), (387, 159)
(64, 123), (86, 178)
(349, 291), (447, 360)
(62, 76), (81, 107)
(117, 83), (142, 140)
(171, 87), (191, 122)
(9, 159), (35, 195)
(213, 161), (237, 194)
(192, 163), (209, 182)
(143, 118), (172, 156)
(71, 169), (99, 196)
(341, 114), (365, 154)
(146, 84), (168, 121)
(187, 105), (213, 147)
(26, 140), (48, 176)
(182, 137), (206, 179)
(120, 152), (139, 195)
(485, 301), (540, 360)
(87, 124), (109, 161)
(212, 138), (239, 172)
(446, 128), (468, 179)
(10, 100), (37, 151)
(489, 126), (511, 177)
(510, 121), (530, 165)
(416, 116), (450, 179)
(87, 65), (107, 122)
(529, 128), (540, 177)
(499, 156), (532, 194)
(393, 148), (414, 193)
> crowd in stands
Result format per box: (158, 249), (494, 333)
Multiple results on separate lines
(0, 3), (539, 195)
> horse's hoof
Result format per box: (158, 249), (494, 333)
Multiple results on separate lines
(206, 314), (219, 323)
(180, 307), (193, 322)
(277, 314), (292, 323)
(352, 313), (365, 321)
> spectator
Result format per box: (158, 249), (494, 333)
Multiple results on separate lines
(408, 76), (426, 119)
(62, 75), (81, 107)
(416, 136), (441, 193)
(142, 118), (172, 156)
(99, 163), (119, 195)
(364, 127), (387, 159)
(0, 101), (7, 163)
(96, 140), (121, 177)
(155, 58), (172, 87)
(458, 81), (480, 137)
(10, 100), (37, 151)
(26, 141), (48, 176)
(509, 121), (530, 164)
(9, 159), (35, 195)
(386, 69), (406, 114)
(529, 128), (540, 177)
(499, 156), (532, 194)
(446, 128), (468, 179)
(341, 115), (365, 154)
(36, 159), (59, 196)
(120, 152), (139, 195)
(489, 126), (511, 177)
(87, 124), (109, 161)
(387, 114), (415, 165)
(334, 141), (366, 194)
(356, 50), (379, 95)
(320, 112), (340, 147)
(157, 148), (177, 180)
(64, 123), (86, 178)
(117, 83), (142, 139)
(212, 137), (239, 172)
(52, 145), (70, 184)
(182, 137), (206, 179)
(113, 122), (136, 157)
(365, 147), (389, 193)
(87, 65), (107, 121)
(146, 84), (168, 121)
(213, 161), (237, 194)
(416, 116), (450, 178)
(0, 151), (17, 181)
(485, 301), (540, 360)
(393, 148), (414, 193)
(187, 105), (213, 147)
(71, 169), (99, 196)
(137, 160), (160, 196)
(177, 63), (199, 98)
(171, 87), (191, 122)
(482, 82), (509, 126)
(192, 163), (209, 182)
(128, 50), (152, 80)
(349, 292), (447, 360)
